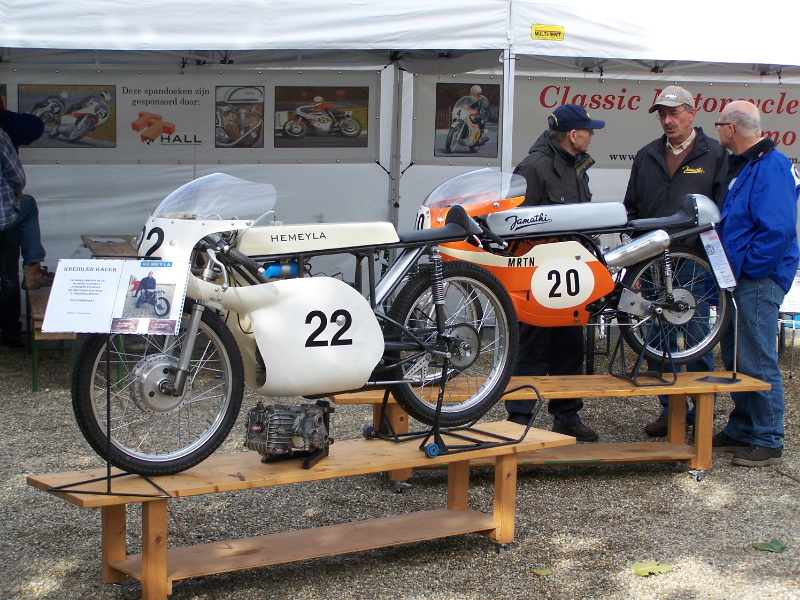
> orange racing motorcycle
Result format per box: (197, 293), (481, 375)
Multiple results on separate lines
(416, 168), (733, 369)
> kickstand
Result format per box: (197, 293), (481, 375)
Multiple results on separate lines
(610, 315), (677, 386)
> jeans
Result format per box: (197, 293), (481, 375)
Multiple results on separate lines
(0, 223), (21, 335)
(506, 323), (585, 427)
(13, 194), (46, 265)
(720, 277), (785, 448)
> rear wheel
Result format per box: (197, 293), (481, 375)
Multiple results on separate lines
(617, 245), (732, 366)
(387, 261), (518, 426)
(71, 306), (244, 476)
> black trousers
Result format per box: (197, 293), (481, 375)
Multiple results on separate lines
(506, 322), (585, 426)
(0, 224), (21, 337)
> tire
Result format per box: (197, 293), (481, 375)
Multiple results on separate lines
(68, 116), (94, 142)
(617, 244), (732, 366)
(154, 295), (170, 317)
(71, 306), (244, 476)
(387, 261), (518, 426)
(339, 117), (362, 138)
(282, 118), (308, 138)
(445, 122), (463, 153)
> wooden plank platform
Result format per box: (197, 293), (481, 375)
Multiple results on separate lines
(28, 421), (573, 600)
(333, 372), (770, 473)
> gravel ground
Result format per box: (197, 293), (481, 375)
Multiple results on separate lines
(1, 338), (799, 600)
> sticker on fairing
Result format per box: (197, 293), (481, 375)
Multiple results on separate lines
(530, 256), (596, 309)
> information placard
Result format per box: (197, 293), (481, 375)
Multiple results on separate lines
(42, 259), (190, 334)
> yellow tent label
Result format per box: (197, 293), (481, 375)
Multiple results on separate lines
(532, 25), (565, 41)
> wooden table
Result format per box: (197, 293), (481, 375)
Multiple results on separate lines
(334, 371), (770, 475)
(27, 421), (574, 600)
(81, 234), (139, 257)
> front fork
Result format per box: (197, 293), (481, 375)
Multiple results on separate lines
(160, 300), (205, 397)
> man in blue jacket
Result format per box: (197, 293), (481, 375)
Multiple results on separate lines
(713, 100), (800, 467)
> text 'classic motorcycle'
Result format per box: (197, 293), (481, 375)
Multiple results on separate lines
(417, 169), (733, 368)
(71, 174), (518, 476)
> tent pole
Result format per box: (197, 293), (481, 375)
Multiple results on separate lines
(501, 48), (516, 174)
(388, 61), (404, 227)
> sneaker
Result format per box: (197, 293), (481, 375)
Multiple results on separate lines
(22, 262), (55, 290)
(731, 444), (783, 467)
(552, 421), (599, 442)
(712, 431), (749, 453)
(644, 414), (669, 437)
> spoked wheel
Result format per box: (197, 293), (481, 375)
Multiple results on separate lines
(339, 117), (362, 138)
(282, 118), (308, 138)
(387, 261), (518, 427)
(617, 244), (732, 366)
(153, 295), (171, 317)
(71, 307), (244, 476)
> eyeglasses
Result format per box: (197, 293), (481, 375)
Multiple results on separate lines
(715, 121), (733, 129)
(655, 108), (688, 121)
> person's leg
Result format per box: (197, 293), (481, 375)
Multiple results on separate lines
(721, 278), (785, 448)
(0, 225), (23, 347)
(13, 194), (46, 265)
(547, 325), (585, 426)
(505, 323), (550, 422)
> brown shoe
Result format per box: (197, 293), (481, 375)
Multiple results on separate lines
(644, 414), (669, 437)
(22, 262), (55, 290)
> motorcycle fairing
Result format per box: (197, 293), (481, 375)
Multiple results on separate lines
(484, 202), (628, 236)
(440, 239), (616, 326)
(192, 276), (384, 396)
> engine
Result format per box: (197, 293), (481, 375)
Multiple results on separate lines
(244, 401), (333, 460)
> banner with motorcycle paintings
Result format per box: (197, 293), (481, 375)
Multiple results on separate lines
(9, 70), (379, 165)
(412, 78), (503, 165)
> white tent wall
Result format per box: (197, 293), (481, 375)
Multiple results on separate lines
(3, 0), (800, 293)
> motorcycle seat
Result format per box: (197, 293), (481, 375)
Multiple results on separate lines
(484, 201), (628, 236)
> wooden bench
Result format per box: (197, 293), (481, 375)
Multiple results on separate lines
(333, 371), (770, 476)
(26, 287), (77, 392)
(27, 421), (573, 600)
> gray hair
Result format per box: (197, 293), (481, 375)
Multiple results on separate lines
(549, 130), (569, 142)
(726, 107), (761, 138)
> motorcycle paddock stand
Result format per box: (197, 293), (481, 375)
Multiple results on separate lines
(609, 314), (678, 387)
(364, 361), (545, 460)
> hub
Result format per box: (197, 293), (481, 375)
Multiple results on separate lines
(131, 354), (185, 415)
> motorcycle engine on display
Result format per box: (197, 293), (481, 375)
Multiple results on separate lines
(244, 401), (334, 462)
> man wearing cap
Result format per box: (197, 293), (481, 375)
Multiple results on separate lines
(505, 103), (605, 442)
(624, 85), (728, 437)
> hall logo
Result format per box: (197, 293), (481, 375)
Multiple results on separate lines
(131, 111), (201, 145)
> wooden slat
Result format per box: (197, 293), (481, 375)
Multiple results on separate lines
(110, 509), (495, 582)
(27, 421), (575, 508)
(332, 372), (770, 404)
(469, 442), (696, 467)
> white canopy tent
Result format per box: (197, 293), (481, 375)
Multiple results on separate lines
(1, 0), (799, 270)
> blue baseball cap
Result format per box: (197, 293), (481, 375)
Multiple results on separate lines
(548, 104), (606, 132)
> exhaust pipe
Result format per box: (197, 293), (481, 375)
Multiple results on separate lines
(603, 230), (671, 269)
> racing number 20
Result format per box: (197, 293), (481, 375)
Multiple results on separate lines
(305, 309), (354, 347)
(548, 268), (580, 298)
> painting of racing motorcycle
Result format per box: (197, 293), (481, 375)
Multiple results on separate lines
(434, 82), (500, 158)
(19, 84), (117, 148)
(274, 86), (368, 148)
(215, 86), (265, 148)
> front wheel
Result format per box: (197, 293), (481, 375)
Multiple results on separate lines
(71, 306), (244, 476)
(617, 244), (732, 366)
(338, 117), (362, 138)
(445, 122), (464, 153)
(68, 116), (95, 142)
(387, 261), (518, 426)
(282, 118), (308, 138)
(153, 295), (170, 317)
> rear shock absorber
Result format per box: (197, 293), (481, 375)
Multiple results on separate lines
(429, 246), (447, 335)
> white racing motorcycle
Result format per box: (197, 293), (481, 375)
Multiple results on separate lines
(71, 173), (519, 476)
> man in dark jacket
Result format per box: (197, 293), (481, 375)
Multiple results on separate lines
(505, 104), (605, 442)
(624, 85), (728, 437)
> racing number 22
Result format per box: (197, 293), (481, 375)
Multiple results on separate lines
(305, 309), (354, 347)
